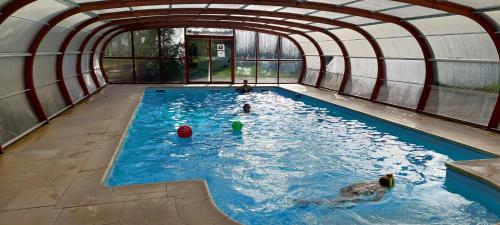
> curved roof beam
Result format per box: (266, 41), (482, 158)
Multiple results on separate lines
(97, 8), (353, 88)
(392, 0), (500, 128)
(48, 11), (350, 106)
(79, 0), (433, 100)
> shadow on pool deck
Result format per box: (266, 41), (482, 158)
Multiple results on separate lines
(0, 84), (498, 225)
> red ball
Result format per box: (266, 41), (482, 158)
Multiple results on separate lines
(177, 125), (193, 138)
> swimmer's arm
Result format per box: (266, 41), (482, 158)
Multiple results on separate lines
(372, 189), (385, 201)
(293, 198), (332, 206)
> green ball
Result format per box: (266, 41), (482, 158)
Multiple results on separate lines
(232, 121), (244, 132)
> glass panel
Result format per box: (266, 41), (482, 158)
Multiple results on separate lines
(235, 30), (256, 59)
(258, 61), (278, 83)
(103, 58), (133, 83)
(37, 83), (67, 117)
(211, 39), (232, 82)
(104, 32), (132, 57)
(279, 61), (302, 83)
(135, 59), (160, 83)
(424, 86), (497, 125)
(258, 33), (279, 59)
(162, 59), (185, 83)
(133, 29), (159, 57)
(434, 61), (500, 93)
(235, 60), (256, 83)
(280, 38), (301, 59)
(303, 70), (319, 86)
(65, 76), (85, 103)
(160, 28), (185, 57)
(0, 57), (27, 97)
(0, 93), (40, 144)
(321, 57), (344, 90)
(83, 73), (97, 93)
(343, 76), (376, 98)
(188, 39), (210, 82)
(186, 27), (233, 36)
(94, 69), (106, 87)
(377, 81), (423, 109)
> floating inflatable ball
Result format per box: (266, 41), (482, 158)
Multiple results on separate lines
(177, 125), (193, 138)
(232, 121), (244, 132)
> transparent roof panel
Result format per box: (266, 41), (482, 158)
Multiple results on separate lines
(278, 7), (317, 15)
(306, 32), (333, 41)
(329, 28), (365, 40)
(362, 23), (411, 38)
(309, 11), (349, 19)
(410, 15), (485, 35)
(171, 4), (207, 9)
(58, 13), (94, 29)
(81, 21), (106, 33)
(345, 0), (408, 11)
(484, 10), (500, 28)
(446, 0), (500, 9)
(13, 0), (71, 23)
(309, 23), (338, 29)
(338, 16), (379, 25)
(285, 19), (315, 24)
(132, 5), (170, 11)
(93, 7), (131, 14)
(380, 5), (446, 19)
(244, 5), (283, 11)
(289, 27), (312, 33)
(208, 4), (245, 9)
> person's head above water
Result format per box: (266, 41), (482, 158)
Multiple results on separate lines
(379, 174), (394, 188)
(243, 80), (249, 85)
(243, 104), (251, 113)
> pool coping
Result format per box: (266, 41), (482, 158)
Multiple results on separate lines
(103, 84), (499, 221)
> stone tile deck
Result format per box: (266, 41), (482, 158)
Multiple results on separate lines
(0, 84), (498, 225)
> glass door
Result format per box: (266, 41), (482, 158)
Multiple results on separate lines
(187, 37), (233, 83)
(211, 39), (232, 82)
(187, 38), (210, 82)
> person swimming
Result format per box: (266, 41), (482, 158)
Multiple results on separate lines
(238, 80), (253, 93)
(243, 104), (251, 113)
(295, 174), (394, 206)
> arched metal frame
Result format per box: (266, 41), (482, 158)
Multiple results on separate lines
(0, 0), (497, 130)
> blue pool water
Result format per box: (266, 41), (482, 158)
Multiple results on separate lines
(107, 87), (499, 224)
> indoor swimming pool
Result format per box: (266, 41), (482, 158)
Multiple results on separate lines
(106, 87), (499, 225)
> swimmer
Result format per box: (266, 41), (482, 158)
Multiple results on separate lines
(238, 80), (253, 93)
(243, 104), (251, 113)
(295, 174), (394, 206)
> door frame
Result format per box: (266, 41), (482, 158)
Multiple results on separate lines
(185, 35), (234, 84)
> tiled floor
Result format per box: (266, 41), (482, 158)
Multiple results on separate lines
(0, 84), (498, 225)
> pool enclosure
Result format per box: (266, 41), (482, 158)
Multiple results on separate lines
(0, 0), (499, 151)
